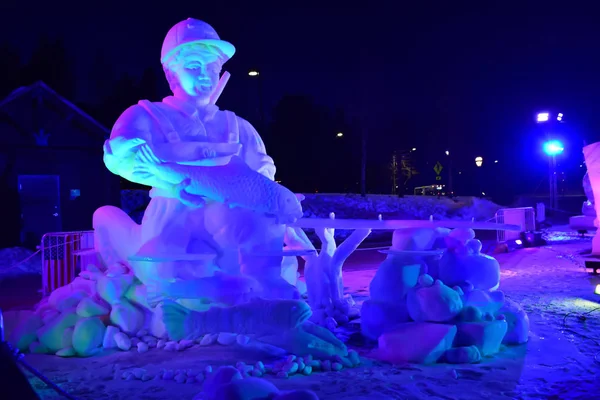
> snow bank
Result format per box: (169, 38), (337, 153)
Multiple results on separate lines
(0, 247), (41, 279)
(0, 194), (502, 279)
(301, 194), (501, 221)
(301, 194), (501, 241)
(122, 190), (502, 241)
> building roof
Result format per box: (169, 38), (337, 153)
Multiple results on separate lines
(0, 81), (109, 135)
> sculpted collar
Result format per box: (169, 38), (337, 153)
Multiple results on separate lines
(162, 96), (220, 122)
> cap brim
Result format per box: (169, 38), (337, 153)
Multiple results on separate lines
(162, 39), (236, 63)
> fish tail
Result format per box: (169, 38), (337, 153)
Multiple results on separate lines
(162, 300), (196, 341)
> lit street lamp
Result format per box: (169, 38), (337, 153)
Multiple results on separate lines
(543, 139), (564, 210)
(537, 111), (564, 123)
(412, 148), (417, 151)
(536, 110), (565, 210)
(444, 150), (453, 195)
(475, 156), (483, 167)
(336, 132), (343, 138)
(536, 112), (549, 122)
(543, 140), (564, 156)
(248, 69), (264, 126)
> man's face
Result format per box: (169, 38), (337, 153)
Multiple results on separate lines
(169, 45), (223, 101)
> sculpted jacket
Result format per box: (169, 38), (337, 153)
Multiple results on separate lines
(103, 95), (276, 193)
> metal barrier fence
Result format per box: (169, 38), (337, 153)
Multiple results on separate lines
(495, 207), (536, 243)
(41, 231), (96, 296)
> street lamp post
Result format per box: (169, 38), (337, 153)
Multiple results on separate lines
(446, 150), (453, 196)
(543, 140), (564, 210)
(537, 111), (565, 211)
(248, 69), (264, 127)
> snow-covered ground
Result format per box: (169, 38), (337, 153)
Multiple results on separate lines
(2, 234), (599, 400)
(301, 194), (501, 222)
(300, 194), (501, 241)
(0, 247), (42, 279)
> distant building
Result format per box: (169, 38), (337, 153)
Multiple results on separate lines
(0, 81), (119, 248)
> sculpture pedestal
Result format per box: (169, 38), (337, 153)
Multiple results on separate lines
(583, 142), (600, 254)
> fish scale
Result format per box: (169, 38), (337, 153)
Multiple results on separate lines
(153, 156), (299, 219)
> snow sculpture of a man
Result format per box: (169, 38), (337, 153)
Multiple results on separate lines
(94, 18), (301, 300)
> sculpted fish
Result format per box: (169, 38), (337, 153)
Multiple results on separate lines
(161, 297), (313, 341)
(145, 272), (263, 307)
(134, 149), (303, 224)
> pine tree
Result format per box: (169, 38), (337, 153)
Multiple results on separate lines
(0, 42), (21, 98)
(23, 36), (75, 99)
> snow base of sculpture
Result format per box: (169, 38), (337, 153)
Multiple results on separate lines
(10, 219), (527, 376)
(10, 265), (346, 361)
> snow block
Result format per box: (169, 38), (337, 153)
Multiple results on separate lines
(439, 250), (500, 291)
(370, 258), (421, 304)
(37, 310), (80, 352)
(377, 322), (457, 364)
(444, 345), (481, 364)
(406, 279), (463, 322)
(109, 299), (144, 334)
(76, 297), (110, 318)
(9, 313), (43, 352)
(360, 299), (410, 340)
(72, 317), (106, 356)
(497, 298), (529, 345)
(454, 320), (507, 356)
(97, 273), (135, 305)
(103, 325), (120, 349)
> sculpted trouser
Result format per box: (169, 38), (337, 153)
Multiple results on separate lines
(94, 195), (297, 298)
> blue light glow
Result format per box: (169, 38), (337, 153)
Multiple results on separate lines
(543, 140), (564, 156)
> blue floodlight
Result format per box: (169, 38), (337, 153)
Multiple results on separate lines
(543, 140), (564, 156)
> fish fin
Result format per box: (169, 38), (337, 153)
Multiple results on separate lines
(161, 300), (193, 341)
(136, 143), (162, 165)
(175, 178), (206, 208)
(179, 190), (206, 208)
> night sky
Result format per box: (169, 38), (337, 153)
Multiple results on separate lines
(1, 2), (599, 198)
